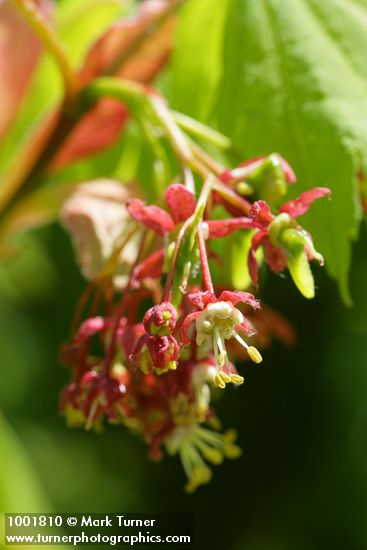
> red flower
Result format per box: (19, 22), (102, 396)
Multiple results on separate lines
(220, 154), (296, 186)
(180, 290), (262, 388)
(127, 183), (256, 283)
(130, 302), (180, 375)
(127, 183), (195, 237)
(60, 369), (127, 430)
(248, 188), (331, 298)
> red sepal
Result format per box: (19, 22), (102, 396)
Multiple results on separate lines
(165, 184), (195, 223)
(188, 291), (216, 310)
(279, 187), (331, 219)
(127, 199), (174, 236)
(250, 200), (274, 227)
(179, 311), (201, 346)
(207, 217), (253, 239)
(218, 290), (260, 309)
(133, 249), (164, 281)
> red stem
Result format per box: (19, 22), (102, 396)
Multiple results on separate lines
(102, 230), (148, 375)
(197, 224), (214, 294)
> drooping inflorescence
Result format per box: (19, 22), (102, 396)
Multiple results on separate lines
(60, 105), (330, 492)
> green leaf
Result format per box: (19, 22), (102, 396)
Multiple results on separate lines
(171, 0), (231, 120)
(171, 0), (367, 303)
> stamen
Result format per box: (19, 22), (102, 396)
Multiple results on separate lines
(247, 346), (262, 363)
(220, 372), (232, 384)
(230, 374), (244, 385)
(233, 331), (249, 349)
(214, 373), (226, 389)
(215, 329), (228, 368)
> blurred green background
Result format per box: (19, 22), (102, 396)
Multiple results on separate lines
(1, 1), (367, 549)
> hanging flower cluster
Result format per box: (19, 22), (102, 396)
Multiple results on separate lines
(0, 0), (332, 494)
(60, 148), (330, 492)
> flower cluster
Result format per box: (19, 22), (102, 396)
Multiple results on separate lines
(60, 153), (330, 491)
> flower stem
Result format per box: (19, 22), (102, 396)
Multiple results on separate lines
(212, 181), (252, 215)
(190, 142), (225, 176)
(83, 78), (211, 180)
(102, 230), (148, 375)
(174, 112), (232, 150)
(162, 176), (214, 302)
(11, 0), (79, 105)
(197, 224), (214, 294)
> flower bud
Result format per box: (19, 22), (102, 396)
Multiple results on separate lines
(143, 302), (177, 336)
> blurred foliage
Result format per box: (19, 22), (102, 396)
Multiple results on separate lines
(1, 1), (367, 549)
(0, 0), (128, 179)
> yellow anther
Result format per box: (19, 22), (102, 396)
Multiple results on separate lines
(247, 346), (263, 364)
(155, 361), (177, 375)
(123, 417), (143, 431)
(223, 429), (238, 443)
(202, 447), (224, 465)
(184, 481), (197, 494)
(214, 373), (226, 389)
(162, 310), (172, 321)
(110, 363), (127, 380)
(220, 372), (232, 384)
(230, 374), (244, 385)
(65, 405), (85, 428)
(207, 416), (222, 431)
(193, 465), (212, 485)
(224, 443), (242, 459)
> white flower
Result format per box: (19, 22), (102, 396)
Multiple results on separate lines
(195, 301), (262, 388)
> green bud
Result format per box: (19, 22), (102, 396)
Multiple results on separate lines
(245, 155), (287, 205)
(281, 228), (315, 299)
(268, 213), (293, 246)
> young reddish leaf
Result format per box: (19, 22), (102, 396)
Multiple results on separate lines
(127, 199), (174, 236)
(51, 100), (129, 170)
(0, 0), (52, 139)
(278, 187), (331, 219)
(51, 0), (176, 169)
(165, 184), (195, 223)
(79, 0), (175, 82)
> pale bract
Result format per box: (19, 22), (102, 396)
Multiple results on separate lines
(60, 179), (139, 286)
